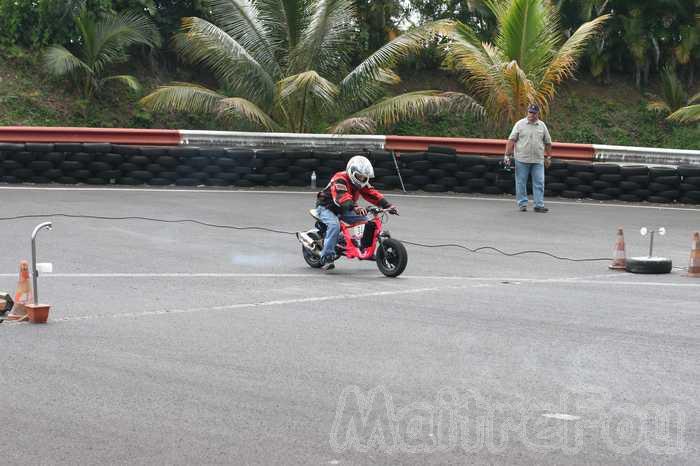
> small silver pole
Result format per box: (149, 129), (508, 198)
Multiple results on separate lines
(391, 151), (406, 193)
(648, 231), (655, 257)
(31, 222), (52, 304)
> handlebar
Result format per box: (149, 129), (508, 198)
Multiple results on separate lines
(367, 206), (399, 216)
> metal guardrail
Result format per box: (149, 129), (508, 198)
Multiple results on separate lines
(593, 144), (700, 166)
(0, 126), (180, 145)
(385, 135), (595, 160)
(181, 130), (385, 152)
(1, 126), (698, 166)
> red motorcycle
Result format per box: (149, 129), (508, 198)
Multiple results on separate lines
(296, 206), (408, 277)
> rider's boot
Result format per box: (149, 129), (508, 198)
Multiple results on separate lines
(320, 254), (337, 271)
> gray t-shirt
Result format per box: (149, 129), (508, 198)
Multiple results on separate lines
(508, 118), (552, 163)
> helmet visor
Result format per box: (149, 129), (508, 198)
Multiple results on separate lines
(355, 173), (369, 184)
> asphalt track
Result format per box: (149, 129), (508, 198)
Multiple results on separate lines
(1, 186), (699, 465)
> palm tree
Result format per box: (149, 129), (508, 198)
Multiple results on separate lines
(44, 10), (161, 99)
(647, 66), (689, 115)
(433, 0), (609, 127)
(621, 9), (649, 89)
(140, 0), (482, 133)
(668, 95), (700, 124)
(674, 19), (699, 87)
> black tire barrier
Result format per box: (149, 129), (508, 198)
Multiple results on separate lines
(426, 152), (456, 163)
(650, 167), (677, 178)
(168, 147), (199, 157)
(620, 165), (649, 176)
(619, 194), (643, 202)
(427, 145), (457, 155)
(83, 143), (112, 153)
(111, 144), (140, 156)
(397, 152), (425, 162)
(68, 152), (94, 163)
(370, 150), (393, 162)
(424, 183), (446, 192)
(562, 190), (582, 199)
(678, 165), (700, 177)
(592, 163), (620, 174)
(0, 143), (698, 205)
(103, 153), (124, 165)
(25, 143), (54, 153)
(408, 160), (432, 171)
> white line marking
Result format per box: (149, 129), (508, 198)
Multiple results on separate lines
(0, 273), (320, 278)
(0, 186), (697, 212)
(0, 272), (698, 287)
(542, 413), (581, 421)
(50, 286), (446, 323)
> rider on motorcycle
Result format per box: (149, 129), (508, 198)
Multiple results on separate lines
(314, 155), (398, 270)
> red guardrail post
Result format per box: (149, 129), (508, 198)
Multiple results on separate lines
(385, 135), (594, 160)
(0, 127), (182, 146)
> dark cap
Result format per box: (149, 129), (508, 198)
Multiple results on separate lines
(527, 104), (540, 113)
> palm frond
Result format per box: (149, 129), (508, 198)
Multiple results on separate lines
(175, 17), (275, 107)
(277, 70), (339, 110)
(217, 97), (277, 129)
(539, 14), (609, 102)
(668, 105), (700, 124)
(647, 100), (671, 114)
(140, 82), (226, 115)
(689, 92), (700, 105)
(492, 0), (562, 76)
(289, 0), (355, 78)
(500, 59), (536, 119)
(255, 0), (308, 52)
(338, 68), (400, 113)
(340, 21), (444, 107)
(100, 75), (142, 93)
(447, 25), (504, 102)
(202, 0), (281, 77)
(674, 24), (698, 65)
(43, 45), (92, 77)
(90, 11), (161, 74)
(329, 117), (377, 134)
(339, 91), (484, 131)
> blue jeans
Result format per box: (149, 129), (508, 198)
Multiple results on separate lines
(317, 206), (369, 258)
(515, 160), (545, 208)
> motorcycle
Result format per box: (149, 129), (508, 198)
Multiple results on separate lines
(296, 206), (408, 277)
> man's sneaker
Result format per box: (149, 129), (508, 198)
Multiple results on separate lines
(534, 206), (549, 213)
(519, 205), (527, 212)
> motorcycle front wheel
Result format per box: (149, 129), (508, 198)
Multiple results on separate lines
(376, 238), (408, 277)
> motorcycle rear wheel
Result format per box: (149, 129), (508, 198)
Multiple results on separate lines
(302, 245), (323, 268)
(376, 238), (408, 277)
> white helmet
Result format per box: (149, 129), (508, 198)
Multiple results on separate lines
(346, 155), (374, 188)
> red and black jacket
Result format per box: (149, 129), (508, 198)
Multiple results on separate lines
(316, 171), (391, 214)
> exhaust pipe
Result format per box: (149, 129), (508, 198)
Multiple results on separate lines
(296, 231), (317, 251)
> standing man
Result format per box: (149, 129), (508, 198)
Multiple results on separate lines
(504, 104), (552, 213)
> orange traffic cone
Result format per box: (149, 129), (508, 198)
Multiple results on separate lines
(609, 227), (626, 270)
(7, 260), (32, 321)
(687, 232), (700, 277)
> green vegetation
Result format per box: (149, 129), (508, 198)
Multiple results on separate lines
(391, 72), (700, 149)
(432, 0), (608, 127)
(0, 0), (698, 146)
(44, 10), (161, 99)
(140, 0), (480, 133)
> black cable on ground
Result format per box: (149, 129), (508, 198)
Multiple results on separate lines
(0, 214), (297, 236)
(4, 213), (683, 265)
(401, 240), (613, 262)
